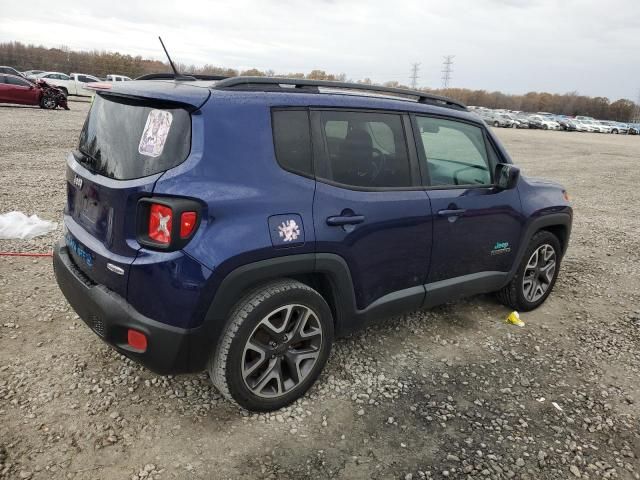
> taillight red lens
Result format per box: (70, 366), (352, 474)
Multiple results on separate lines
(148, 204), (172, 244)
(127, 329), (147, 351)
(180, 211), (197, 238)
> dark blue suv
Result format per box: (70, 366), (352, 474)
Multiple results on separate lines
(53, 77), (572, 411)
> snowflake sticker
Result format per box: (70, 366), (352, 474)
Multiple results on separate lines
(278, 219), (300, 242)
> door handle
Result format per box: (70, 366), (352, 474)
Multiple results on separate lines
(437, 208), (466, 217)
(326, 214), (365, 226)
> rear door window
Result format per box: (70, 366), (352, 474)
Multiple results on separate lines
(77, 94), (191, 180)
(315, 110), (412, 188)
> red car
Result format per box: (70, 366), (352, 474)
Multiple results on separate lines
(0, 73), (68, 109)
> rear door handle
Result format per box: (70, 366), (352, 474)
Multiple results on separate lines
(326, 214), (365, 226)
(437, 209), (466, 217)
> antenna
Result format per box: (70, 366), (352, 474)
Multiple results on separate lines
(158, 36), (194, 81)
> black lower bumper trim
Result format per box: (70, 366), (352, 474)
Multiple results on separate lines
(52, 240), (203, 374)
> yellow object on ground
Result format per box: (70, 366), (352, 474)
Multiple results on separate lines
(506, 311), (525, 327)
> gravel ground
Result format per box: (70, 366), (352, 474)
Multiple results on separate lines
(1, 101), (639, 480)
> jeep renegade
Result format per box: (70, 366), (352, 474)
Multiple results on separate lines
(53, 77), (572, 411)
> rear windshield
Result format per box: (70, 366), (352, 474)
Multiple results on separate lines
(77, 94), (191, 180)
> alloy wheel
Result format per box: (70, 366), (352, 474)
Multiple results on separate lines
(43, 96), (56, 109)
(242, 304), (323, 398)
(522, 244), (557, 303)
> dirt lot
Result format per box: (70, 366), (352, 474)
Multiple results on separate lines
(1, 101), (639, 480)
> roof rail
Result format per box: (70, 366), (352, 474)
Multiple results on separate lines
(213, 76), (467, 110)
(135, 73), (229, 81)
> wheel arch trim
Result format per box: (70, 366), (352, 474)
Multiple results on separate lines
(506, 212), (572, 285)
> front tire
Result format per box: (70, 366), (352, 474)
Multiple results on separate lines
(496, 231), (562, 311)
(209, 279), (334, 411)
(39, 95), (56, 109)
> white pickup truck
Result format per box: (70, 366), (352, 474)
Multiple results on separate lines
(36, 72), (101, 97)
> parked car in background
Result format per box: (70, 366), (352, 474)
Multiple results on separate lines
(575, 120), (598, 132)
(600, 121), (628, 134)
(0, 74), (68, 109)
(503, 113), (529, 128)
(37, 72), (100, 97)
(515, 114), (532, 128)
(106, 74), (132, 82)
(23, 70), (45, 78)
(557, 118), (578, 131)
(595, 121), (612, 134)
(528, 115), (561, 130)
(0, 66), (24, 77)
(573, 120), (591, 132)
(628, 124), (639, 135)
(497, 113), (521, 128)
(477, 110), (514, 128)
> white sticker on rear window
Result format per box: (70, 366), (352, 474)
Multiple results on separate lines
(138, 110), (173, 157)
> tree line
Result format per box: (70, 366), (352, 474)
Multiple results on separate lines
(1, 41), (637, 121)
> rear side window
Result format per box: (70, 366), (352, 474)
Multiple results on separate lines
(316, 111), (412, 188)
(77, 94), (191, 180)
(272, 110), (313, 176)
(415, 116), (492, 186)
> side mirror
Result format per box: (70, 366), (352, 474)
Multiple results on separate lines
(495, 163), (520, 190)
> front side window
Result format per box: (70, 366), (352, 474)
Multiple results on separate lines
(317, 111), (411, 188)
(416, 116), (492, 187)
(6, 76), (30, 87)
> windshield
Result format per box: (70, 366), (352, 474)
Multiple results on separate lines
(77, 94), (191, 180)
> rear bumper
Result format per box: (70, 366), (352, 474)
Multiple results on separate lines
(53, 240), (201, 374)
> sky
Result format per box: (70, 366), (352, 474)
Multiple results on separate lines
(1, 0), (638, 101)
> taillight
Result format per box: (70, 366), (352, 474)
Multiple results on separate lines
(148, 203), (173, 244)
(137, 197), (202, 251)
(180, 211), (197, 238)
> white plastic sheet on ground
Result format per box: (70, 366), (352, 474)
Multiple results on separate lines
(0, 211), (58, 240)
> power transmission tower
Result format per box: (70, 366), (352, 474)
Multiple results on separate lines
(441, 55), (455, 89)
(409, 62), (420, 89)
(633, 89), (640, 123)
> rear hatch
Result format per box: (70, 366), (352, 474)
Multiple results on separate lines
(64, 82), (210, 297)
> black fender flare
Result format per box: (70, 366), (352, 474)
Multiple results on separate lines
(505, 211), (572, 285)
(187, 253), (357, 371)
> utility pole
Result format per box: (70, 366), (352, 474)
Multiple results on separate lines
(441, 55), (455, 89)
(409, 62), (420, 89)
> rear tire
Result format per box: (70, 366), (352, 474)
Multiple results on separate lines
(496, 231), (562, 311)
(209, 279), (334, 411)
(493, 121), (500, 127)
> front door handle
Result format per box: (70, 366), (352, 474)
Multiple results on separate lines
(437, 208), (466, 217)
(326, 214), (365, 226)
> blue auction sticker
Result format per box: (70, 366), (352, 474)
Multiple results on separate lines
(65, 233), (94, 268)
